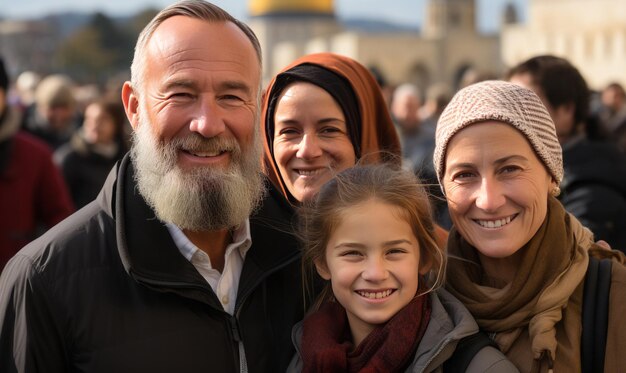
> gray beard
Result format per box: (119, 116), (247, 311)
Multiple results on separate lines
(130, 109), (265, 232)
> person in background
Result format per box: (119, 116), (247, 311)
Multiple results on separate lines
(417, 82), (455, 229)
(0, 2), (303, 371)
(21, 74), (81, 149)
(54, 98), (128, 208)
(419, 82), (452, 133)
(508, 55), (626, 250)
(368, 65), (394, 108)
(13, 71), (41, 113)
(0, 57), (74, 270)
(599, 82), (626, 153)
(390, 82), (451, 228)
(435, 80), (626, 372)
(288, 164), (517, 372)
(390, 83), (428, 170)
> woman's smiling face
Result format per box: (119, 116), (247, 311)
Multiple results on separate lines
(272, 82), (356, 202)
(443, 121), (554, 260)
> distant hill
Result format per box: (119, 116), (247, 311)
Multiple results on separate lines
(0, 11), (139, 37)
(40, 12), (92, 37)
(342, 17), (420, 33)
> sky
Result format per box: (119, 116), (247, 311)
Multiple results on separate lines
(0, 0), (527, 34)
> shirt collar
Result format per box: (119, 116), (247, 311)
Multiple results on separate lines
(166, 220), (252, 262)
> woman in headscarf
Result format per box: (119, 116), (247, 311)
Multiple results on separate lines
(261, 53), (447, 245)
(434, 80), (626, 372)
(261, 52), (447, 244)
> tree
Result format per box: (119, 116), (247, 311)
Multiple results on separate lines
(55, 12), (133, 84)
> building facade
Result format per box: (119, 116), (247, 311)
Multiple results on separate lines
(248, 0), (502, 92)
(502, 0), (626, 89)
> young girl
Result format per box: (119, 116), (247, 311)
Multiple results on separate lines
(288, 164), (517, 372)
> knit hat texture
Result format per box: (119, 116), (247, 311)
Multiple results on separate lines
(434, 80), (563, 185)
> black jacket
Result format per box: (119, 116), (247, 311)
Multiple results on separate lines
(560, 138), (626, 250)
(53, 134), (126, 209)
(0, 154), (304, 373)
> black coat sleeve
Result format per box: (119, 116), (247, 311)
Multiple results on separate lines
(0, 255), (68, 372)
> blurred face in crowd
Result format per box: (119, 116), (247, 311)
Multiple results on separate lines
(83, 103), (117, 145)
(509, 73), (575, 143)
(602, 86), (625, 112)
(122, 16), (264, 231)
(391, 91), (420, 131)
(273, 81), (356, 202)
(442, 121), (553, 276)
(41, 104), (75, 131)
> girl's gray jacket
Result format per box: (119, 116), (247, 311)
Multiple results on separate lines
(286, 288), (519, 373)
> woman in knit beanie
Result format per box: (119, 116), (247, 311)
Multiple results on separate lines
(435, 80), (626, 372)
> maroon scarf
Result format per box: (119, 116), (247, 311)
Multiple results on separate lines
(301, 294), (431, 373)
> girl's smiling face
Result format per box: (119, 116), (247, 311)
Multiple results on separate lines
(316, 199), (426, 346)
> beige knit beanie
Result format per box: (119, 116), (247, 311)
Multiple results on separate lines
(434, 80), (563, 187)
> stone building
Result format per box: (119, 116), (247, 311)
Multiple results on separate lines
(502, 0), (626, 89)
(0, 20), (58, 77)
(248, 0), (503, 92)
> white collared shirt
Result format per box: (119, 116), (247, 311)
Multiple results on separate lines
(166, 221), (252, 315)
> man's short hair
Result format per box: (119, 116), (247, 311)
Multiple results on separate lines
(130, 0), (262, 94)
(507, 55), (589, 126)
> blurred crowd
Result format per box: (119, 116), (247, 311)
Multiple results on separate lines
(1, 52), (625, 270)
(0, 58), (130, 265)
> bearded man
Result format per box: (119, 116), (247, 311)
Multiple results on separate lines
(0, 2), (303, 372)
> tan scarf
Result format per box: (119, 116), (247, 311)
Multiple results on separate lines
(446, 196), (592, 370)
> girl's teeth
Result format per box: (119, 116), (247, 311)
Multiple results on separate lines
(358, 289), (392, 299)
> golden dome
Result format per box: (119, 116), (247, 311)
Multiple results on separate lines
(249, 0), (334, 17)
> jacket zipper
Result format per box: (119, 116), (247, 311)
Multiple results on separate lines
(230, 317), (248, 373)
(131, 251), (299, 373)
(421, 337), (455, 373)
(233, 252), (299, 315)
(131, 275), (244, 370)
(231, 252), (300, 372)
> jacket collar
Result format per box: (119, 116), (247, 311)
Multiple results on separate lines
(101, 154), (301, 306)
(289, 289), (481, 371)
(114, 154), (207, 286)
(409, 288), (480, 370)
